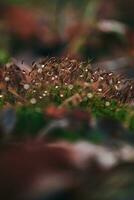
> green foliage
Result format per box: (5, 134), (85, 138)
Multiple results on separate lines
(129, 116), (134, 131)
(115, 108), (128, 122)
(15, 107), (45, 136)
(0, 98), (4, 108)
(0, 49), (10, 64)
(11, 96), (134, 138)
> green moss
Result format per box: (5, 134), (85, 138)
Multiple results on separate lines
(0, 98), (4, 109)
(0, 49), (10, 64)
(129, 115), (134, 131)
(10, 95), (134, 137)
(15, 107), (45, 137)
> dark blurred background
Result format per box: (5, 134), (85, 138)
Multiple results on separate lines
(0, 0), (134, 77)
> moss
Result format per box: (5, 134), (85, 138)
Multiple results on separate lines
(129, 115), (134, 131)
(14, 107), (45, 137)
